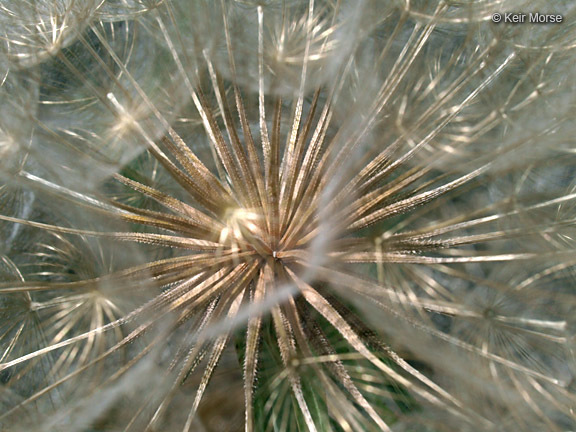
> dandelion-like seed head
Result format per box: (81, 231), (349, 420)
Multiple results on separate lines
(0, 1), (576, 431)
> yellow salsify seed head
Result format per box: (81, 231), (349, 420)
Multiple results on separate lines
(0, 1), (575, 431)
